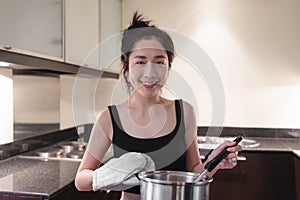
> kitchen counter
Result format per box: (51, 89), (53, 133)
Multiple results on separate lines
(198, 136), (300, 159)
(0, 156), (80, 199)
(241, 137), (300, 158)
(0, 136), (299, 199)
(294, 150), (300, 158)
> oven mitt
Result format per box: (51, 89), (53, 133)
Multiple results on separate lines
(92, 152), (155, 191)
(122, 153), (155, 186)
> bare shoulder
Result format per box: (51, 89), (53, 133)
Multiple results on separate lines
(181, 100), (195, 117)
(180, 100), (197, 133)
(97, 107), (111, 124)
(96, 107), (113, 140)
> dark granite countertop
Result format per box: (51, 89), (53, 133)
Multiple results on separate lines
(198, 136), (300, 158)
(0, 156), (80, 199)
(243, 137), (300, 158)
(0, 136), (299, 199)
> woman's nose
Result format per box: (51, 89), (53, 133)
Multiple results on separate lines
(143, 64), (156, 78)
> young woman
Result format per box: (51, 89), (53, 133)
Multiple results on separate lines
(75, 12), (242, 200)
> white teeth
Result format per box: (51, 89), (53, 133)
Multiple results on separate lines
(140, 81), (157, 85)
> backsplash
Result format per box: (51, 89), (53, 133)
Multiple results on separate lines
(13, 123), (60, 141)
(0, 124), (92, 161)
(1, 125), (299, 161)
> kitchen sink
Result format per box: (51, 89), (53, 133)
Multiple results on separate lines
(197, 136), (260, 150)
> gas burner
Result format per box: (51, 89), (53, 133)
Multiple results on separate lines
(19, 140), (86, 162)
(57, 141), (85, 153)
(36, 147), (64, 158)
(66, 149), (85, 159)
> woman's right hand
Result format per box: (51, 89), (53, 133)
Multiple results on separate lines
(206, 140), (243, 171)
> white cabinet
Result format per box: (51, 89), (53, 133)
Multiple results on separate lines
(0, 0), (121, 75)
(0, 0), (63, 59)
(99, 0), (122, 74)
(64, 0), (99, 68)
(65, 0), (121, 73)
(100, 0), (121, 42)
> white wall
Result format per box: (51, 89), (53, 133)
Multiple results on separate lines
(13, 75), (60, 123)
(122, 0), (300, 128)
(60, 75), (89, 129)
(0, 69), (13, 144)
(60, 74), (118, 129)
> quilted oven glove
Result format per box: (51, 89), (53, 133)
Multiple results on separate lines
(92, 152), (155, 191)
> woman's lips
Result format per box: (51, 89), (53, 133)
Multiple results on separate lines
(140, 81), (158, 89)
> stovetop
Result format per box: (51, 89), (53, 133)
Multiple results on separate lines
(19, 140), (85, 162)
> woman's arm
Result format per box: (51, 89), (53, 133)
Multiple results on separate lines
(75, 108), (113, 191)
(182, 101), (203, 172)
(183, 101), (242, 177)
(75, 151), (101, 191)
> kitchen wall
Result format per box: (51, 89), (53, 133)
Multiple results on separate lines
(0, 70), (119, 142)
(13, 75), (60, 124)
(9, 73), (120, 138)
(122, 0), (300, 128)
(60, 75), (120, 130)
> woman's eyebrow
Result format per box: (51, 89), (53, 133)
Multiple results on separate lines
(154, 55), (167, 59)
(133, 55), (166, 59)
(134, 55), (147, 59)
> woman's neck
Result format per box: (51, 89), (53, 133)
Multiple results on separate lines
(129, 94), (163, 109)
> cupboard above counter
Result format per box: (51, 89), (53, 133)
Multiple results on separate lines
(0, 0), (122, 75)
(65, 0), (122, 74)
(0, 47), (119, 78)
(0, 0), (63, 59)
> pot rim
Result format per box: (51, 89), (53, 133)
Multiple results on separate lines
(138, 170), (213, 186)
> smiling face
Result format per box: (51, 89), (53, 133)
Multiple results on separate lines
(128, 38), (169, 98)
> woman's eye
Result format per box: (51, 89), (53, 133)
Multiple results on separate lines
(156, 61), (166, 65)
(135, 61), (145, 65)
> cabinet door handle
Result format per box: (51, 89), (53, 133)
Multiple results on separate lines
(4, 46), (12, 50)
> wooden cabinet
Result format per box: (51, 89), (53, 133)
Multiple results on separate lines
(295, 156), (300, 200)
(0, 0), (63, 59)
(51, 182), (121, 200)
(210, 151), (296, 200)
(0, 193), (42, 200)
(0, 183), (121, 200)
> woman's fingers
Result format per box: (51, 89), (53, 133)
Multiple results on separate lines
(209, 141), (242, 158)
(227, 144), (243, 153)
(219, 153), (238, 169)
(206, 138), (243, 170)
(217, 141), (242, 169)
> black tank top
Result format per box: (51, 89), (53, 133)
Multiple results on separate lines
(108, 99), (187, 194)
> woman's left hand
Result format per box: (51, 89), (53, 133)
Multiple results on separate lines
(207, 140), (243, 170)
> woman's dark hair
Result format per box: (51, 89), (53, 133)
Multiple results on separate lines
(121, 11), (175, 90)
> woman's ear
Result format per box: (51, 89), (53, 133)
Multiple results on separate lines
(123, 65), (128, 77)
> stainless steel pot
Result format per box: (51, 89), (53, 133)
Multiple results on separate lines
(138, 170), (213, 200)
